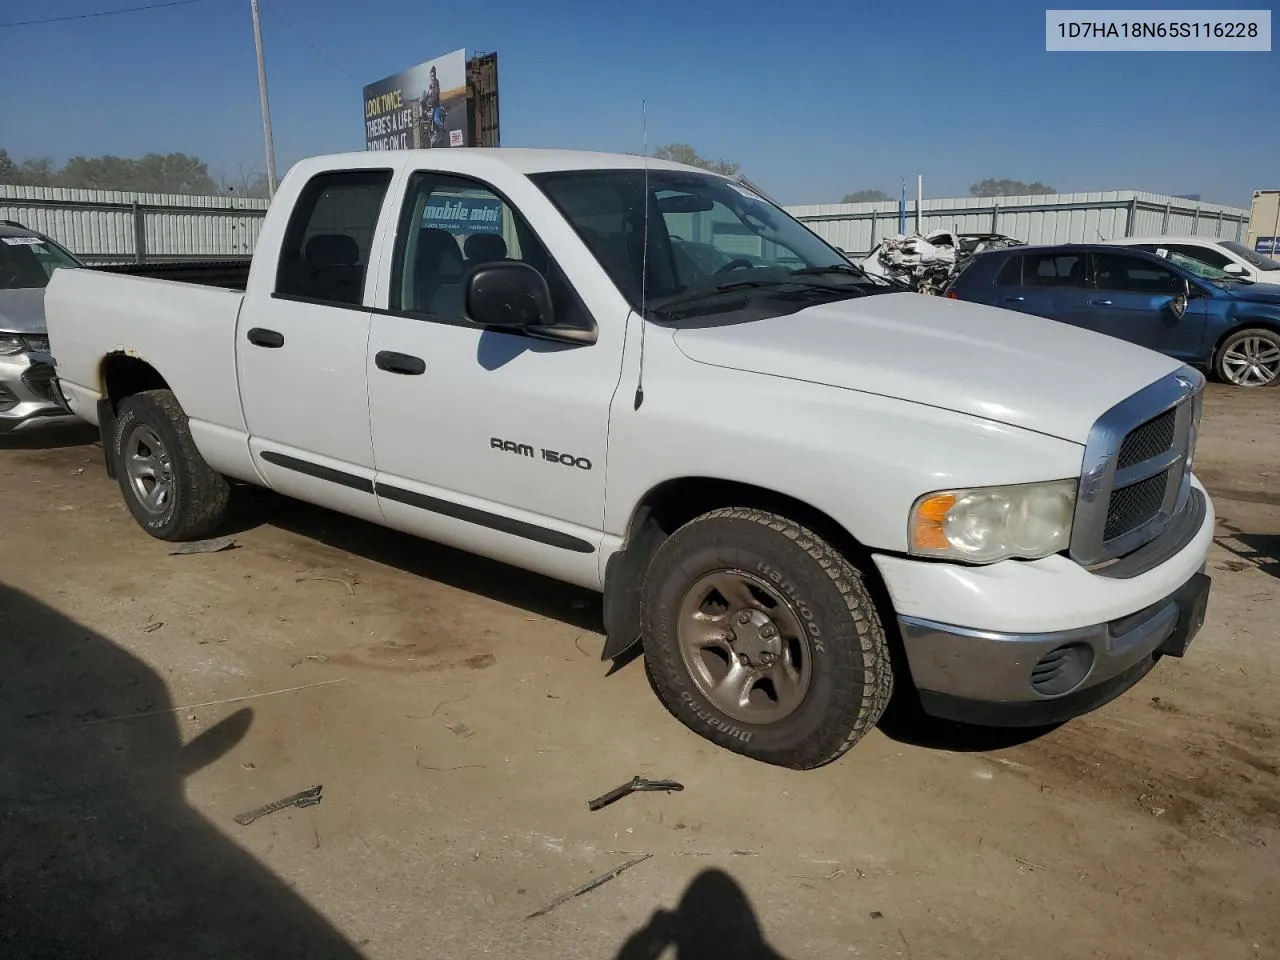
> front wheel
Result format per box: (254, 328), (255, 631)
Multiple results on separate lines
(1215, 327), (1280, 387)
(641, 507), (893, 769)
(112, 389), (231, 541)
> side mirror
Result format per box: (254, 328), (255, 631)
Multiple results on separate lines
(465, 261), (553, 329)
(1222, 262), (1246, 276)
(1170, 279), (1190, 319)
(463, 261), (597, 345)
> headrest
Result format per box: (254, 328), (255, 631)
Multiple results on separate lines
(464, 233), (507, 262)
(304, 234), (359, 267)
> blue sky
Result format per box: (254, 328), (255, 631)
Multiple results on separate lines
(1, 0), (1275, 205)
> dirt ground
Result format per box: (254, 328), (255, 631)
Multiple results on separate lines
(1, 383), (1276, 960)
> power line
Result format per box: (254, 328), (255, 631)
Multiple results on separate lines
(0, 0), (207, 29)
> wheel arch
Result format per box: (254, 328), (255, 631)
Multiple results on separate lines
(95, 353), (173, 478)
(99, 352), (171, 406)
(600, 476), (886, 662)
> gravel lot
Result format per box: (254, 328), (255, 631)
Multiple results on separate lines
(1, 383), (1276, 960)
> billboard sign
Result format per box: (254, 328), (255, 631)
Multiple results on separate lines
(363, 48), (469, 151)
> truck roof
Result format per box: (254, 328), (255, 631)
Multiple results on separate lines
(304, 147), (715, 177)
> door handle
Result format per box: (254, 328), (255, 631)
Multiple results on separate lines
(246, 327), (285, 348)
(375, 350), (426, 375)
(1087, 299), (1114, 306)
(1002, 295), (1025, 303)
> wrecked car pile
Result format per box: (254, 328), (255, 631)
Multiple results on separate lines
(859, 230), (1023, 295)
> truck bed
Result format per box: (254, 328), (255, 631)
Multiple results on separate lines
(92, 258), (253, 291)
(45, 265), (249, 441)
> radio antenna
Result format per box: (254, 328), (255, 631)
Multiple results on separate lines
(633, 98), (649, 411)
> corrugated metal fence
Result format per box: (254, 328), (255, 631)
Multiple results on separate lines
(0, 183), (1254, 264)
(0, 184), (269, 263)
(785, 191), (1251, 258)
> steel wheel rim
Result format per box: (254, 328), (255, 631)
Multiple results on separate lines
(675, 569), (813, 725)
(125, 424), (174, 515)
(1222, 335), (1280, 386)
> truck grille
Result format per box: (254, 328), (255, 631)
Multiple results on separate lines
(1116, 409), (1176, 470)
(1070, 368), (1204, 570)
(1104, 472), (1170, 540)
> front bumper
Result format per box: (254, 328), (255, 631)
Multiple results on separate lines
(900, 571), (1210, 726)
(874, 475), (1215, 726)
(0, 352), (77, 434)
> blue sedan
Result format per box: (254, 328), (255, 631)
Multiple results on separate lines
(946, 242), (1280, 387)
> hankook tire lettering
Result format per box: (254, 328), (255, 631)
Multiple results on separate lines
(756, 561), (826, 653)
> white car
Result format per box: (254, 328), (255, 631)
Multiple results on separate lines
(1106, 235), (1280, 284)
(43, 149), (1214, 768)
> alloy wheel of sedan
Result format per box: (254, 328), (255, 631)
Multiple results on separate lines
(1220, 332), (1280, 387)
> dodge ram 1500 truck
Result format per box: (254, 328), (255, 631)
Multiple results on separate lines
(44, 149), (1214, 768)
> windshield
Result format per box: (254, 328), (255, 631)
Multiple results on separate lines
(1166, 250), (1233, 283)
(1220, 240), (1280, 271)
(530, 169), (891, 321)
(0, 235), (81, 290)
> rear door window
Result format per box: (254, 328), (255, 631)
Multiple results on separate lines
(994, 256), (1022, 285)
(276, 169), (393, 307)
(1020, 252), (1085, 287)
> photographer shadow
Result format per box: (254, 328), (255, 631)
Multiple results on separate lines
(614, 868), (788, 960)
(0, 582), (363, 959)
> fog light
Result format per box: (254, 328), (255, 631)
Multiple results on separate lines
(1030, 643), (1093, 696)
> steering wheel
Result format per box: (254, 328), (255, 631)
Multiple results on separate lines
(714, 258), (756, 275)
(0, 270), (22, 287)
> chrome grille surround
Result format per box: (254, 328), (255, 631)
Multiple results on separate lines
(1070, 366), (1204, 568)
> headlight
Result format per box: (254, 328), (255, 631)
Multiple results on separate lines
(0, 335), (25, 357)
(909, 479), (1077, 563)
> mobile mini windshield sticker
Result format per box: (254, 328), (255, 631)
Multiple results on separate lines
(1, 236), (44, 246)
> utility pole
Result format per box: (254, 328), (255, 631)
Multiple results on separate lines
(916, 174), (924, 235)
(249, 0), (278, 197)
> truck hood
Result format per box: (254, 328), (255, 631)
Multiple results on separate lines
(671, 292), (1180, 443)
(0, 287), (46, 335)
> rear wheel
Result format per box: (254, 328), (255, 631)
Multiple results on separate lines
(1215, 328), (1280, 387)
(641, 507), (893, 769)
(113, 389), (230, 541)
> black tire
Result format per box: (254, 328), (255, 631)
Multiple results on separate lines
(641, 507), (893, 769)
(1214, 327), (1280, 387)
(112, 389), (231, 541)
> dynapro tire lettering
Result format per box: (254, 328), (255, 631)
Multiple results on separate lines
(490, 437), (591, 470)
(680, 690), (753, 742)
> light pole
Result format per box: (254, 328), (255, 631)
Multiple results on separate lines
(249, 0), (278, 197)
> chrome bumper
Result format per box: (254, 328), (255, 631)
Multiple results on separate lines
(899, 571), (1211, 727)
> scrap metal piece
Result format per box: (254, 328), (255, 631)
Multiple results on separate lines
(168, 537), (238, 556)
(587, 776), (684, 812)
(233, 784), (322, 826)
(526, 853), (653, 920)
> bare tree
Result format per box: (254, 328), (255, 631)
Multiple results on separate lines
(969, 178), (1056, 198)
(652, 144), (741, 177)
(841, 189), (892, 203)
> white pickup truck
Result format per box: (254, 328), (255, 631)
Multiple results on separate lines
(44, 149), (1214, 768)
